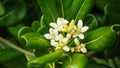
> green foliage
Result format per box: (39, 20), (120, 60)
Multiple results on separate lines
(0, 0), (120, 68)
(28, 50), (62, 68)
(0, 0), (27, 27)
(85, 25), (117, 52)
(0, 41), (23, 63)
(62, 53), (88, 68)
(0, 2), (5, 16)
(19, 33), (51, 49)
(106, 0), (120, 24)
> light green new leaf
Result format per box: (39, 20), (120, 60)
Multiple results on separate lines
(0, 2), (5, 16)
(19, 33), (51, 49)
(85, 25), (120, 52)
(27, 50), (62, 68)
(62, 53), (88, 68)
(0, 0), (27, 26)
(37, 0), (59, 25)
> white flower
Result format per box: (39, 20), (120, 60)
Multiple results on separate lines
(44, 28), (58, 40)
(50, 40), (58, 47)
(80, 44), (87, 53)
(50, 18), (69, 32)
(74, 38), (87, 53)
(44, 18), (88, 53)
(53, 34), (70, 52)
(73, 20), (89, 39)
(63, 46), (70, 52)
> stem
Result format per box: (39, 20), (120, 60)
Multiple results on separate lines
(0, 36), (35, 57)
(85, 51), (96, 57)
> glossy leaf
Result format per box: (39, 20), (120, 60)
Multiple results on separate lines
(86, 63), (111, 68)
(85, 25), (119, 52)
(106, 0), (120, 24)
(27, 50), (62, 68)
(0, 49), (23, 63)
(95, 0), (109, 11)
(8, 24), (24, 38)
(31, 20), (40, 31)
(63, 0), (94, 22)
(19, 33), (51, 49)
(18, 27), (34, 38)
(104, 25), (120, 58)
(0, 0), (27, 26)
(0, 42), (23, 63)
(84, 14), (98, 30)
(62, 53), (88, 68)
(0, 2), (5, 16)
(37, 0), (59, 25)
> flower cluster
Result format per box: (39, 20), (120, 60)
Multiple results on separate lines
(44, 18), (89, 53)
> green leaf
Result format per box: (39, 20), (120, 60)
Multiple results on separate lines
(27, 50), (62, 68)
(64, 0), (95, 22)
(86, 63), (111, 68)
(0, 41), (23, 63)
(85, 25), (119, 52)
(37, 25), (48, 34)
(62, 53), (88, 68)
(8, 24), (24, 38)
(19, 33), (51, 49)
(31, 21), (40, 31)
(37, 0), (59, 25)
(104, 25), (120, 58)
(0, 0), (27, 26)
(0, 2), (5, 16)
(104, 37), (120, 58)
(84, 14), (98, 30)
(95, 0), (109, 11)
(106, 0), (120, 24)
(18, 26), (34, 38)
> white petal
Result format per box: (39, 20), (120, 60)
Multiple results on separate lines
(63, 46), (70, 52)
(57, 18), (63, 26)
(44, 34), (51, 39)
(71, 47), (75, 52)
(81, 48), (87, 53)
(73, 34), (77, 38)
(49, 28), (54, 34)
(74, 38), (80, 45)
(74, 25), (77, 30)
(63, 38), (68, 44)
(53, 29), (58, 35)
(58, 26), (64, 31)
(55, 46), (61, 50)
(50, 23), (57, 28)
(63, 19), (69, 24)
(51, 40), (58, 47)
(66, 34), (71, 39)
(77, 20), (83, 28)
(58, 34), (63, 41)
(81, 26), (89, 33)
(78, 34), (84, 39)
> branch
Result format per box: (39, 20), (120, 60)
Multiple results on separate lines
(0, 36), (35, 57)
(85, 51), (96, 57)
